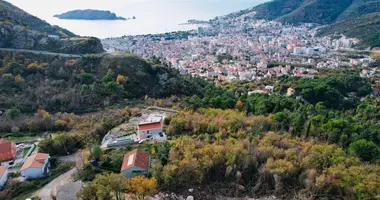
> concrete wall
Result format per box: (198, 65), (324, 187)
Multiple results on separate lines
(138, 128), (163, 140)
(21, 158), (49, 179)
(121, 166), (147, 178)
(0, 169), (8, 188)
(21, 168), (44, 179)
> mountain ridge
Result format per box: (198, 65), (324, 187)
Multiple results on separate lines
(228, 0), (380, 24)
(0, 0), (104, 54)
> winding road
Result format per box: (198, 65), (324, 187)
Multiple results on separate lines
(0, 48), (110, 58)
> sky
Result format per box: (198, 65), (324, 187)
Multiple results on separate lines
(5, 0), (269, 37)
(7, 0), (267, 19)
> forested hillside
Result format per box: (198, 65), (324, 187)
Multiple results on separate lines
(0, 52), (207, 115)
(229, 0), (380, 24)
(0, 0), (104, 54)
(0, 0), (75, 37)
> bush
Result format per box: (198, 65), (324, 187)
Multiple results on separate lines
(5, 108), (21, 120)
(349, 139), (379, 162)
(11, 126), (20, 133)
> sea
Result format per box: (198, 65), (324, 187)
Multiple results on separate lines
(7, 0), (268, 39)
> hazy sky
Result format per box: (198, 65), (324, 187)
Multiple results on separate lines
(7, 0), (268, 19)
(6, 0), (269, 37)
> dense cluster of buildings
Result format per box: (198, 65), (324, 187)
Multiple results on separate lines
(103, 17), (373, 82)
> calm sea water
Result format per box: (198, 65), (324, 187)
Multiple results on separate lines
(7, 0), (268, 38)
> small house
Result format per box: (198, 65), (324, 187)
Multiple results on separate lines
(0, 166), (8, 188)
(137, 122), (163, 141)
(20, 153), (50, 179)
(0, 139), (17, 162)
(121, 149), (150, 178)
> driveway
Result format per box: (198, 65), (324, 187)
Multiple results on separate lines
(35, 168), (77, 200)
(34, 150), (84, 200)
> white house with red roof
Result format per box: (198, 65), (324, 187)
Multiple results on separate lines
(0, 166), (8, 188)
(137, 121), (163, 140)
(20, 153), (50, 179)
(121, 149), (150, 178)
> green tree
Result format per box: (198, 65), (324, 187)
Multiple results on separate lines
(77, 173), (128, 200)
(349, 139), (379, 162)
(91, 145), (103, 161)
(5, 108), (21, 120)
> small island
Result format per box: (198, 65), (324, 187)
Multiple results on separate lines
(54, 9), (127, 20)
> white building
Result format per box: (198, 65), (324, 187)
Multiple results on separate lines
(20, 153), (50, 179)
(0, 166), (8, 188)
(265, 85), (274, 93)
(137, 121), (165, 142)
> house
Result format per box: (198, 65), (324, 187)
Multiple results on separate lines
(265, 85), (274, 93)
(0, 139), (17, 162)
(137, 121), (164, 141)
(287, 88), (295, 97)
(121, 149), (150, 178)
(20, 153), (50, 179)
(0, 166), (8, 188)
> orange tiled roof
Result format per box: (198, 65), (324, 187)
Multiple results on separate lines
(0, 166), (7, 177)
(20, 153), (49, 171)
(0, 139), (15, 155)
(121, 149), (150, 172)
(138, 122), (162, 131)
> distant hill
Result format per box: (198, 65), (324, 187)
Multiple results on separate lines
(0, 0), (104, 54)
(54, 9), (126, 20)
(0, 0), (75, 37)
(318, 13), (380, 49)
(229, 0), (380, 24)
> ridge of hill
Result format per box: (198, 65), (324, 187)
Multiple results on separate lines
(227, 0), (380, 25)
(0, 0), (104, 54)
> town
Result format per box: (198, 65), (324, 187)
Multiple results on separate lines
(102, 15), (376, 82)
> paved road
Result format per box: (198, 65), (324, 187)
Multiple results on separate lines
(35, 168), (77, 200)
(0, 48), (110, 58)
(34, 150), (84, 200)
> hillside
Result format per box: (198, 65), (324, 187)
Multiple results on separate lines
(0, 51), (207, 114)
(230, 0), (380, 24)
(318, 13), (380, 48)
(0, 0), (75, 37)
(54, 9), (126, 20)
(0, 0), (104, 54)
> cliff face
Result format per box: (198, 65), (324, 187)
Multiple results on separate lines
(0, 22), (104, 54)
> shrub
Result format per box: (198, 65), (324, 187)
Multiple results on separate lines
(11, 126), (20, 133)
(349, 139), (379, 162)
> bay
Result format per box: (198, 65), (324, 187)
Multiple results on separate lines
(7, 0), (268, 38)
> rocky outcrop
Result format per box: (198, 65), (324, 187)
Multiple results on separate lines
(54, 9), (126, 20)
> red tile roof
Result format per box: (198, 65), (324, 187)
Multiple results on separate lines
(0, 139), (15, 157)
(138, 122), (162, 131)
(121, 149), (150, 172)
(0, 166), (7, 177)
(20, 153), (49, 171)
